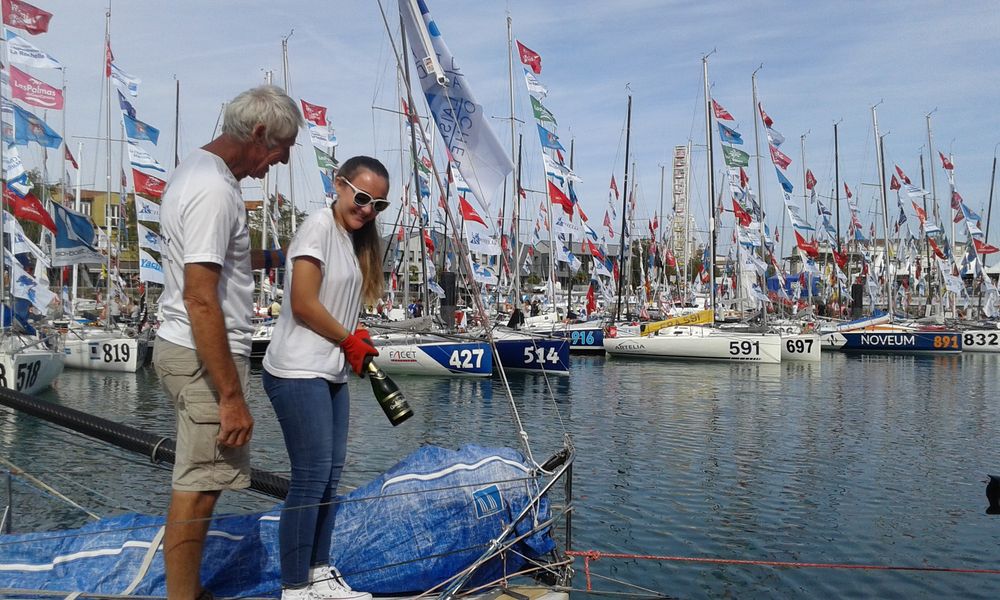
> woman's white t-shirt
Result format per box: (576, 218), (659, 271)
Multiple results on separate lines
(262, 207), (362, 382)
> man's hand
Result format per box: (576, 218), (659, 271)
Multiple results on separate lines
(217, 397), (253, 447)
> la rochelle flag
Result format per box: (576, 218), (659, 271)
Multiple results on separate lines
(50, 203), (103, 266)
(139, 249), (164, 284)
(399, 0), (513, 213)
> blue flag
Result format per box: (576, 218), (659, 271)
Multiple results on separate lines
(9, 102), (62, 148)
(320, 171), (334, 196)
(117, 90), (137, 119)
(718, 122), (743, 145)
(961, 203), (981, 222)
(775, 167), (794, 194)
(123, 113), (160, 145)
(536, 124), (564, 151)
(50, 203), (103, 266)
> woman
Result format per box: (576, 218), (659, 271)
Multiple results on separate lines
(262, 156), (390, 600)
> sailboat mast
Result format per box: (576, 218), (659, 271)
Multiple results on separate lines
(872, 104), (893, 317)
(104, 8), (114, 331)
(925, 111), (944, 317)
(613, 93), (632, 321)
(173, 78), (180, 167)
(750, 66), (767, 326)
(506, 14), (519, 301)
(282, 31), (296, 236)
(703, 56), (717, 318)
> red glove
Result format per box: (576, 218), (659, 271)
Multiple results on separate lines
(340, 329), (379, 376)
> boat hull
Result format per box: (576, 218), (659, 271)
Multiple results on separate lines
(63, 335), (150, 372)
(375, 340), (493, 377)
(780, 333), (822, 362)
(493, 336), (570, 374)
(605, 329), (782, 364)
(827, 331), (962, 354)
(549, 324), (605, 353)
(959, 329), (1000, 353)
(0, 346), (64, 394)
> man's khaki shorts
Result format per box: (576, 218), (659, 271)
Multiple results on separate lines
(153, 338), (251, 492)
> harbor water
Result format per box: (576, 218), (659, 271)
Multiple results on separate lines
(1, 352), (998, 599)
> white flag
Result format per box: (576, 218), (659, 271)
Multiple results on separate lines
(127, 142), (165, 172)
(2, 143), (32, 196)
(466, 230), (501, 255)
(5, 30), (60, 69)
(139, 249), (164, 284)
(135, 195), (160, 223)
(308, 122), (334, 150)
(471, 261), (498, 285)
(110, 62), (140, 97)
(399, 0), (514, 213)
(136, 221), (161, 251)
(523, 68), (547, 99)
(10, 259), (55, 312)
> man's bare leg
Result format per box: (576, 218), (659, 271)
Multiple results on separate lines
(165, 489), (221, 600)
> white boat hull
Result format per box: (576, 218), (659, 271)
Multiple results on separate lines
(604, 327), (782, 364)
(0, 344), (64, 394)
(959, 329), (1000, 353)
(780, 333), (822, 362)
(372, 338), (493, 377)
(63, 334), (150, 372)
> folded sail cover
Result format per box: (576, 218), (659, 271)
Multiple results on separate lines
(0, 445), (555, 596)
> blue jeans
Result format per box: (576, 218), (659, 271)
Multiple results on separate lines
(263, 371), (350, 587)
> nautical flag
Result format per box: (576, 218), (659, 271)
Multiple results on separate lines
(844, 182), (853, 199)
(2, 187), (55, 232)
(50, 202), (102, 266)
(795, 231), (819, 258)
(133, 169), (166, 198)
(314, 147), (336, 170)
(523, 67), (547, 98)
(721, 145), (749, 168)
(4, 210), (48, 266)
(785, 203), (813, 231)
(399, 0), (515, 212)
(135, 195), (160, 223)
(765, 126), (785, 148)
(466, 231), (500, 255)
(769, 144), (791, 170)
(911, 200), (927, 223)
(136, 221), (161, 252)
(732, 199), (752, 227)
(308, 122), (335, 150)
(8, 101), (62, 148)
(712, 99), (734, 121)
(758, 103), (774, 127)
(300, 99), (328, 126)
(951, 190), (963, 211)
(928, 237), (945, 259)
(718, 122), (743, 145)
(9, 66), (62, 109)
(939, 152), (954, 170)
(116, 90), (136, 119)
(537, 123), (564, 151)
(974, 238), (1000, 255)
(110, 62), (141, 97)
(775, 167), (794, 193)
(10, 260), (54, 312)
(959, 202), (981, 223)
(123, 114), (159, 145)
(423, 229), (435, 253)
(2, 0), (52, 35)
(586, 281), (597, 315)
(515, 40), (541, 74)
(3, 143), (32, 196)
(805, 169), (817, 191)
(64, 144), (78, 169)
(890, 174), (901, 191)
(609, 174), (619, 199)
(139, 249), (164, 285)
(894, 165), (911, 184)
(547, 180), (574, 215)
(4, 29), (59, 68)
(127, 143), (165, 172)
(530, 95), (557, 125)
(458, 195), (487, 227)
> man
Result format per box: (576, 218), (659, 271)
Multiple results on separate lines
(154, 85), (303, 600)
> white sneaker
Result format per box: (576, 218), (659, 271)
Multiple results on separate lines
(280, 587), (315, 600)
(308, 565), (373, 600)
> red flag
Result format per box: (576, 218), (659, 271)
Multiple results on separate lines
(712, 99), (734, 121)
(299, 99), (327, 126)
(609, 175), (619, 199)
(105, 39), (113, 78)
(547, 180), (574, 216)
(974, 238), (1000, 255)
(423, 230), (435, 253)
(794, 230), (819, 258)
(844, 183), (853, 199)
(64, 144), (78, 169)
(121, 169), (128, 190)
(890, 174), (901, 191)
(939, 152), (954, 170)
(769, 144), (792, 170)
(911, 201), (927, 223)
(515, 40), (542, 74)
(458, 196), (486, 227)
(758, 102), (774, 127)
(3, 188), (56, 232)
(586, 282), (597, 315)
(9, 66), (63, 109)
(732, 199), (752, 227)
(928, 238), (944, 258)
(665, 249), (677, 268)
(951, 190), (962, 210)
(612, 259), (620, 282)
(396, 225), (405, 242)
(739, 167), (748, 189)
(585, 238), (604, 261)
(915, 259), (922, 280)
(2, 0), (52, 35)
(577, 205), (589, 222)
(833, 248), (848, 270)
(132, 169), (166, 198)
(805, 169), (817, 191)
(894, 165), (911, 184)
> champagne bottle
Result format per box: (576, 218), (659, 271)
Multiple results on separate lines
(364, 358), (413, 426)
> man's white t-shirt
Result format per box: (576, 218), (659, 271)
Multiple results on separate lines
(263, 207), (362, 382)
(157, 148), (254, 356)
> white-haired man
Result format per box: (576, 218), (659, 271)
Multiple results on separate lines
(154, 85), (304, 600)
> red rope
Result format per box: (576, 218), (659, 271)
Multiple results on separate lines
(566, 550), (1000, 576)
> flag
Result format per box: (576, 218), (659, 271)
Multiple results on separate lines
(718, 122), (743, 144)
(833, 248), (849, 270)
(3, 187), (55, 232)
(2, 143), (31, 196)
(314, 147), (336, 170)
(951, 190), (963, 211)
(769, 144), (791, 170)
(50, 203), (103, 266)
(775, 168), (794, 193)
(4, 29), (60, 68)
(758, 103), (773, 127)
(548, 180), (574, 215)
(515, 40), (541, 74)
(133, 169), (166, 198)
(139, 249), (164, 284)
(10, 260), (54, 312)
(4, 210), (48, 266)
(9, 65), (63, 109)
(939, 152), (953, 170)
(609, 174), (619, 199)
(732, 199), (752, 227)
(2, 0), (52, 35)
(300, 99), (328, 126)
(766, 126), (785, 148)
(974, 238), (999, 255)
(8, 101), (62, 148)
(844, 183), (853, 199)
(895, 165), (911, 184)
(721, 145), (749, 168)
(523, 68), (547, 98)
(458, 195), (487, 227)
(123, 114), (160, 145)
(64, 144), (78, 169)
(423, 229), (435, 253)
(712, 99), (734, 121)
(121, 168), (128, 191)
(928, 237), (944, 259)
(537, 123), (564, 151)
(805, 169), (817, 191)
(135, 195), (160, 222)
(530, 95), (556, 125)
(911, 200), (927, 223)
(890, 174), (901, 191)
(399, 0), (514, 212)
(794, 230), (819, 258)
(136, 221), (161, 252)
(586, 282), (597, 315)
(109, 62), (141, 97)
(127, 142), (165, 172)
(466, 231), (500, 255)
(116, 90), (136, 119)
(961, 203), (981, 223)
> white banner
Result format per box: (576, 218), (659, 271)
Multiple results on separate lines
(5, 30), (60, 69)
(137, 221), (161, 252)
(135, 195), (160, 223)
(127, 142), (165, 172)
(10, 259), (55, 312)
(139, 249), (164, 284)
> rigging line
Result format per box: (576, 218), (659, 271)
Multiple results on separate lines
(24, 469), (141, 515)
(0, 458), (100, 520)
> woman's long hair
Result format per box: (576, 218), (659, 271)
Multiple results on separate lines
(337, 156), (387, 304)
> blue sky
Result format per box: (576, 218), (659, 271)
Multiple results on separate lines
(17, 0), (1000, 247)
